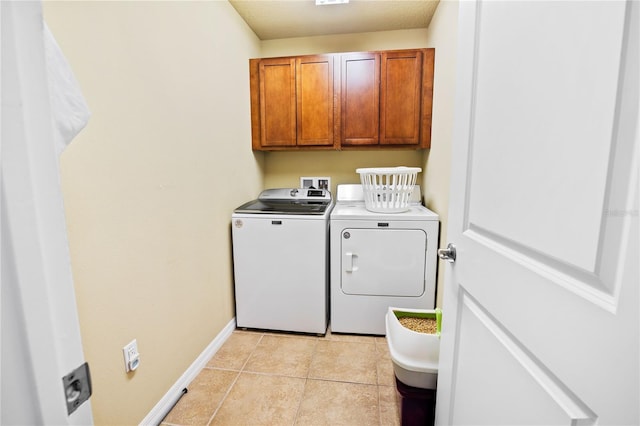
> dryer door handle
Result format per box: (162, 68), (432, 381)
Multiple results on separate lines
(345, 252), (359, 272)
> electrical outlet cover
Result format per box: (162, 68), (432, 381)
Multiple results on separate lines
(300, 177), (331, 190)
(123, 339), (139, 372)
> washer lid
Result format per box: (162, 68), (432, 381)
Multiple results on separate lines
(234, 188), (332, 215)
(234, 199), (331, 215)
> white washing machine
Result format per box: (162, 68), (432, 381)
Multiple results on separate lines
(232, 188), (333, 334)
(330, 184), (439, 335)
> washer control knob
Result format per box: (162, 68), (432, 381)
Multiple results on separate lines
(290, 189), (299, 197)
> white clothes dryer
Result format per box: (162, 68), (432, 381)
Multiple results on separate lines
(330, 184), (439, 335)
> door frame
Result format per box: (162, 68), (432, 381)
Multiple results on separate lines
(1, 1), (92, 423)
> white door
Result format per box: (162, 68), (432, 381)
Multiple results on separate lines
(1, 1), (93, 423)
(437, 1), (638, 425)
(341, 228), (426, 296)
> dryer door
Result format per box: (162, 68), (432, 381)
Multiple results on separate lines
(341, 228), (426, 296)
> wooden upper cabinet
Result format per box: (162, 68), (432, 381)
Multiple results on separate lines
(380, 50), (423, 145)
(296, 55), (335, 147)
(420, 48), (435, 149)
(340, 53), (380, 146)
(250, 55), (336, 150)
(340, 49), (434, 148)
(258, 58), (296, 147)
(250, 48), (434, 150)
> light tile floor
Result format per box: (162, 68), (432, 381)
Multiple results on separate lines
(161, 328), (401, 426)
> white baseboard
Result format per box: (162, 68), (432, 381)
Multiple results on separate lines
(139, 317), (236, 425)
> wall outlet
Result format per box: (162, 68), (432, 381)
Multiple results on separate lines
(123, 339), (140, 373)
(300, 176), (331, 190)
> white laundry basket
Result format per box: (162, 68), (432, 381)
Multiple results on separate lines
(356, 166), (421, 213)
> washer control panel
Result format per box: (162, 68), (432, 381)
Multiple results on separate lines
(259, 188), (331, 202)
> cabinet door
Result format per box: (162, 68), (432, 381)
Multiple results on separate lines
(259, 58), (296, 147)
(296, 55), (335, 146)
(380, 50), (423, 145)
(340, 53), (380, 146)
(420, 48), (435, 149)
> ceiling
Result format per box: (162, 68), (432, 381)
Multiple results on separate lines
(228, 0), (440, 41)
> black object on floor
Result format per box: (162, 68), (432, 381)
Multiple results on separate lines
(395, 377), (436, 426)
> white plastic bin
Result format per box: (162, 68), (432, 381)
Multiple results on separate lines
(385, 307), (440, 389)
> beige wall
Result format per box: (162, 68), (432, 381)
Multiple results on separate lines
(261, 28), (429, 57)
(43, 2), (262, 424)
(421, 0), (459, 308)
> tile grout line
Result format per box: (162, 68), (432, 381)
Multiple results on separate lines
(206, 332), (266, 426)
(291, 334), (322, 426)
(374, 339), (382, 426)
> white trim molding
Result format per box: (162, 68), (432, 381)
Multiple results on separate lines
(139, 318), (236, 426)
